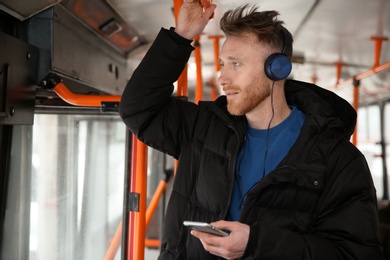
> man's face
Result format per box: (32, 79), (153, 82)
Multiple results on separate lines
(218, 32), (271, 116)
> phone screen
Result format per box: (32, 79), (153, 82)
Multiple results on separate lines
(183, 221), (229, 237)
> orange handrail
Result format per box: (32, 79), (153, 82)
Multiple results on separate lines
(331, 60), (390, 90)
(351, 79), (360, 146)
(106, 177), (168, 259)
(332, 34), (389, 90)
(200, 0), (214, 19)
(208, 35), (223, 101)
(105, 221), (122, 260)
(125, 1), (207, 257)
(208, 35), (223, 72)
(173, 0), (188, 97)
(126, 135), (137, 260)
(105, 222), (160, 259)
(177, 64), (189, 97)
(53, 82), (121, 107)
(134, 138), (148, 260)
(145, 239), (160, 248)
(370, 36), (388, 68)
(145, 179), (168, 227)
(173, 0), (182, 25)
(194, 35), (204, 103)
(127, 136), (148, 260)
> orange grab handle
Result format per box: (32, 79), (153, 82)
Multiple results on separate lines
(201, 0), (214, 19)
(145, 239), (160, 248)
(104, 221), (123, 260)
(53, 82), (121, 107)
(332, 60), (390, 89)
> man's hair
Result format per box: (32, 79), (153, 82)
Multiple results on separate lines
(220, 4), (293, 58)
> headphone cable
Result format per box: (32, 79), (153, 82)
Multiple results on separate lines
(262, 81), (275, 178)
(237, 81), (276, 217)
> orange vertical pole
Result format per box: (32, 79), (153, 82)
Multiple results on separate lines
(194, 35), (203, 103)
(127, 135), (148, 260)
(311, 74), (318, 85)
(177, 65), (189, 97)
(208, 35), (223, 101)
(126, 135), (136, 259)
(351, 79), (360, 146)
(174, 0), (188, 97)
(334, 62), (344, 86)
(370, 36), (388, 68)
(208, 35), (223, 72)
(134, 139), (148, 260)
(173, 0), (183, 179)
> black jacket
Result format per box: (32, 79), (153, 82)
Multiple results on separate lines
(119, 28), (381, 259)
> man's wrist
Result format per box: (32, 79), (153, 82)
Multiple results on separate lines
(168, 27), (193, 45)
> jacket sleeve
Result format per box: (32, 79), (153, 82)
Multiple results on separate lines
(118, 28), (198, 158)
(242, 142), (381, 259)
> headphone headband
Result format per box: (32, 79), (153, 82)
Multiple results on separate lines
(264, 27), (292, 81)
(280, 27), (287, 54)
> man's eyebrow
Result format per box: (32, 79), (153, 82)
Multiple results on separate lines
(219, 56), (240, 62)
(227, 56), (240, 60)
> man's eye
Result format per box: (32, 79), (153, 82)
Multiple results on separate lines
(233, 61), (240, 67)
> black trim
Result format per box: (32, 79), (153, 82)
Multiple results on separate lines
(0, 125), (13, 253)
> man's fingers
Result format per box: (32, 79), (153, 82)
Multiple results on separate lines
(201, 0), (216, 19)
(211, 220), (231, 230)
(201, 0), (211, 8)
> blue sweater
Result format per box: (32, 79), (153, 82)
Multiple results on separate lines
(228, 106), (306, 221)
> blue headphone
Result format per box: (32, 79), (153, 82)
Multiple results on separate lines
(264, 28), (292, 81)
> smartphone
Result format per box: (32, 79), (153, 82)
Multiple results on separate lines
(183, 221), (229, 237)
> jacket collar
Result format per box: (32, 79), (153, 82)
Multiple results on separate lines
(210, 79), (356, 140)
(285, 79), (357, 139)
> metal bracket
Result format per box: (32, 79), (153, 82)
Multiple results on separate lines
(0, 31), (38, 125)
(128, 192), (140, 212)
(40, 73), (62, 89)
(101, 102), (119, 112)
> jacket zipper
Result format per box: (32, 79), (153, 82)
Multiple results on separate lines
(219, 124), (245, 220)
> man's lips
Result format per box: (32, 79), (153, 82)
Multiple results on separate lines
(224, 90), (239, 96)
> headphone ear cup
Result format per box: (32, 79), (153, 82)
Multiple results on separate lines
(264, 53), (292, 81)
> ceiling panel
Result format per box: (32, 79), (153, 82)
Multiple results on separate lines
(0, 0), (60, 20)
(3, 0), (388, 105)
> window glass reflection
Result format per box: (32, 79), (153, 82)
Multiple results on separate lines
(357, 106), (383, 199)
(30, 114), (125, 260)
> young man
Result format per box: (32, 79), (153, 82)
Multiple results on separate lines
(119, 1), (381, 259)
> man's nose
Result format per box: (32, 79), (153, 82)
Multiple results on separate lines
(217, 70), (229, 87)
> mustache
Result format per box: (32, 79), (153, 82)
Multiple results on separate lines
(222, 87), (240, 93)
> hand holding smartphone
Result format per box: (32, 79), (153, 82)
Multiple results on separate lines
(183, 221), (229, 237)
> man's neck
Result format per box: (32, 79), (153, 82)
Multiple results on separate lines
(246, 84), (291, 130)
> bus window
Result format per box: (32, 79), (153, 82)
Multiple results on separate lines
(29, 113), (125, 260)
(357, 105), (383, 199)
